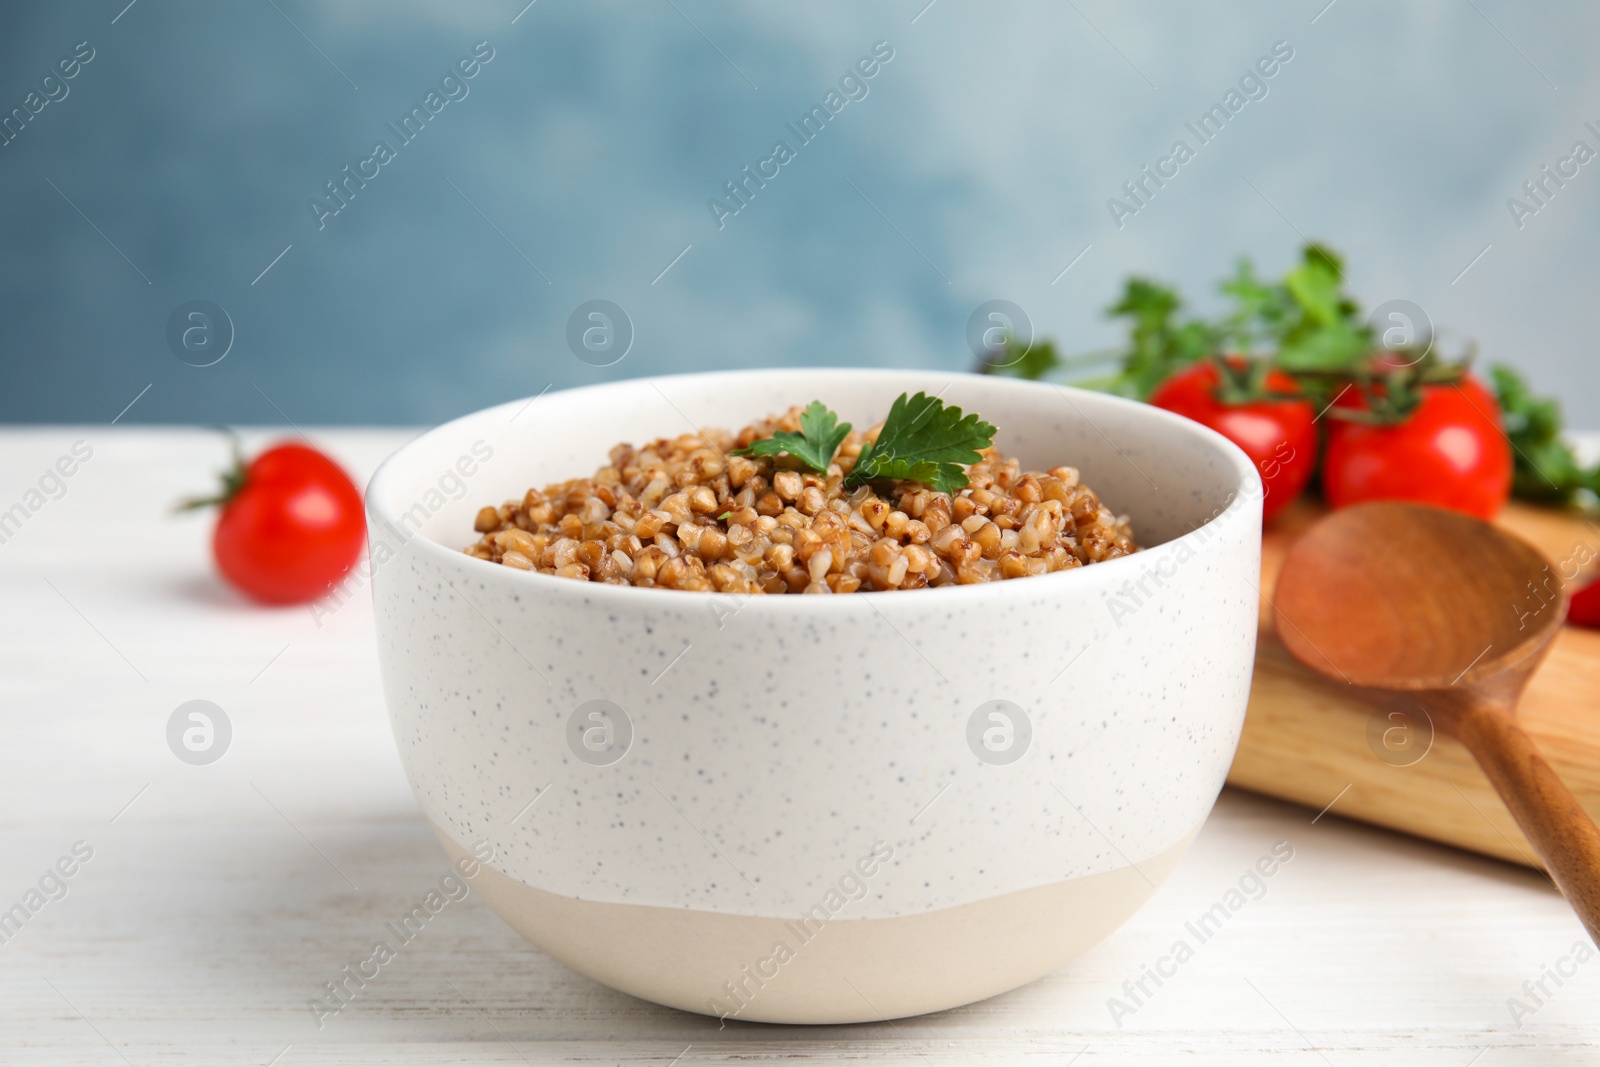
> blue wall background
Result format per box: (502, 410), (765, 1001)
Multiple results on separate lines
(2, 0), (1597, 426)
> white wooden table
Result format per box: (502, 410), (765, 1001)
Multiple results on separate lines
(2, 427), (1596, 1065)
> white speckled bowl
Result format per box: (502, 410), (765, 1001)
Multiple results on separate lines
(367, 369), (1262, 1024)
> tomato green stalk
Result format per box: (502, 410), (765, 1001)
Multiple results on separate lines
(174, 429), (249, 511)
(1316, 354), (1469, 427)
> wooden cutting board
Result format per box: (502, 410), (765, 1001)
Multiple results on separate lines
(1226, 498), (1600, 868)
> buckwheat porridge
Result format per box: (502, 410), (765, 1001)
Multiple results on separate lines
(466, 396), (1137, 593)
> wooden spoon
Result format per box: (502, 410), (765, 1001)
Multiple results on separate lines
(1273, 501), (1600, 945)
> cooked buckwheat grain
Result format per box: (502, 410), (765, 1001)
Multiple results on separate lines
(465, 407), (1138, 592)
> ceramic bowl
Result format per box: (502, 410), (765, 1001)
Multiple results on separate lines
(366, 368), (1262, 1024)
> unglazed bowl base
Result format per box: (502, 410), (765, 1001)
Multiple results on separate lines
(434, 822), (1198, 1025)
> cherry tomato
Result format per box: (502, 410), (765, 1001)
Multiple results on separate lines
(192, 441), (366, 605)
(1569, 578), (1600, 629)
(1323, 375), (1512, 521)
(1148, 359), (1318, 523)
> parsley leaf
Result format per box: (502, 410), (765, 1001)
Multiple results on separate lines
(846, 392), (997, 494)
(1274, 244), (1371, 373)
(1097, 278), (1222, 399)
(980, 336), (1062, 381)
(1219, 257), (1293, 352)
(732, 400), (851, 474)
(1492, 363), (1600, 507)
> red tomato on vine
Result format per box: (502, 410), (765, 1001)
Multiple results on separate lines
(1322, 374), (1512, 521)
(182, 438), (366, 604)
(1148, 358), (1319, 523)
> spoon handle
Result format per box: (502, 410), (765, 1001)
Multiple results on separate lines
(1448, 700), (1600, 946)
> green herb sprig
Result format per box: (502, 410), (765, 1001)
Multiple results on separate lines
(731, 400), (850, 473)
(1099, 277), (1228, 399)
(845, 391), (996, 493)
(734, 393), (996, 493)
(1492, 363), (1600, 507)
